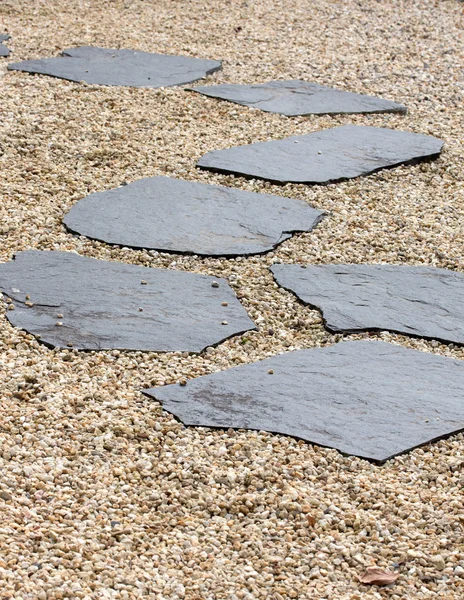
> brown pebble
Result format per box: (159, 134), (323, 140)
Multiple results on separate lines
(141, 280), (148, 285)
(139, 307), (143, 312)
(179, 379), (187, 386)
(221, 302), (228, 306)
(57, 313), (63, 318)
(56, 321), (63, 327)
(0, 491), (12, 501)
(221, 320), (228, 325)
(268, 369), (274, 374)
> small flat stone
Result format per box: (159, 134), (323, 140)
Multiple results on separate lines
(189, 80), (407, 116)
(197, 125), (443, 184)
(271, 263), (464, 345)
(0, 251), (254, 351)
(8, 46), (221, 87)
(63, 176), (324, 257)
(144, 340), (464, 463)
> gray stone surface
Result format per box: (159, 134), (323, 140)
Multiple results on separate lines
(197, 125), (443, 184)
(189, 80), (407, 116)
(8, 46), (221, 87)
(271, 263), (464, 345)
(0, 34), (10, 58)
(0, 251), (255, 351)
(144, 340), (464, 463)
(64, 176), (324, 257)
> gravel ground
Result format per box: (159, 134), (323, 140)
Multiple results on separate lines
(0, 0), (464, 598)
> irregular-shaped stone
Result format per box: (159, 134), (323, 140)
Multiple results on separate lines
(144, 340), (464, 463)
(189, 80), (407, 116)
(0, 251), (254, 351)
(8, 46), (221, 87)
(0, 34), (10, 58)
(271, 263), (464, 345)
(64, 176), (324, 257)
(197, 125), (443, 184)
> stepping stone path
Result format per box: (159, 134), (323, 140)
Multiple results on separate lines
(8, 46), (222, 87)
(0, 34), (10, 57)
(63, 176), (324, 257)
(0, 251), (255, 351)
(271, 263), (464, 345)
(189, 80), (407, 116)
(197, 125), (443, 184)
(144, 340), (464, 463)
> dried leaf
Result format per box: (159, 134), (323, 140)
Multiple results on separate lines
(306, 515), (316, 527)
(358, 567), (400, 586)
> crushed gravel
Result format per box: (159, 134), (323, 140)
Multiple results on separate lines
(0, 0), (463, 598)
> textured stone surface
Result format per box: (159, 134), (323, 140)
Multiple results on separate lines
(0, 34), (10, 57)
(64, 176), (324, 257)
(144, 340), (464, 462)
(0, 251), (254, 351)
(197, 125), (443, 184)
(189, 80), (407, 116)
(271, 263), (464, 345)
(8, 46), (222, 87)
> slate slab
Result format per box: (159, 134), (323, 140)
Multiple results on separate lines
(63, 176), (324, 257)
(271, 263), (464, 345)
(0, 251), (255, 351)
(8, 46), (222, 87)
(0, 35), (10, 58)
(144, 340), (464, 463)
(189, 80), (407, 116)
(197, 125), (443, 184)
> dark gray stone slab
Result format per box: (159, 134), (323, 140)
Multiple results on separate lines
(197, 125), (443, 184)
(8, 46), (222, 87)
(189, 80), (407, 116)
(271, 263), (464, 345)
(0, 35), (10, 58)
(63, 176), (324, 257)
(144, 340), (464, 463)
(0, 251), (254, 351)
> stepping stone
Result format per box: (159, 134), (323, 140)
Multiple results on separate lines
(0, 251), (254, 351)
(63, 176), (324, 257)
(271, 263), (464, 345)
(144, 340), (464, 463)
(0, 34), (10, 58)
(8, 46), (222, 87)
(189, 80), (407, 116)
(197, 125), (443, 184)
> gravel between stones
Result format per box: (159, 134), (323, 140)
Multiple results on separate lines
(0, 1), (463, 599)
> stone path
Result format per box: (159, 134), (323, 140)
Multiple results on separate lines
(8, 46), (222, 87)
(0, 251), (255, 351)
(63, 176), (324, 257)
(189, 80), (407, 116)
(144, 340), (464, 463)
(197, 125), (443, 184)
(271, 263), (464, 345)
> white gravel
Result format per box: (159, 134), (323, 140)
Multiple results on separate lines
(0, 0), (463, 598)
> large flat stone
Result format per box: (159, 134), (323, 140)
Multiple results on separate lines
(144, 340), (464, 463)
(271, 263), (464, 345)
(197, 125), (443, 184)
(189, 80), (407, 116)
(0, 34), (10, 58)
(63, 176), (324, 257)
(8, 46), (222, 87)
(0, 251), (254, 351)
